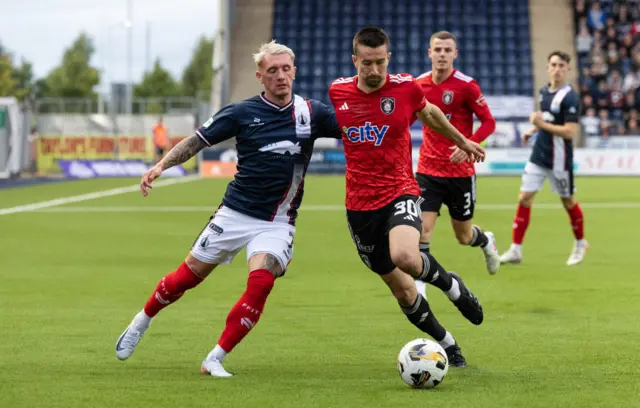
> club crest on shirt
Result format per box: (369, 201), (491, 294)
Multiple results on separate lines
(380, 97), (395, 115)
(442, 91), (454, 105)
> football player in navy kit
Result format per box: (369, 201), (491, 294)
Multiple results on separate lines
(500, 51), (587, 266)
(115, 41), (341, 377)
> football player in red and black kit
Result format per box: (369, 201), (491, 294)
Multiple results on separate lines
(329, 27), (486, 367)
(414, 31), (501, 298)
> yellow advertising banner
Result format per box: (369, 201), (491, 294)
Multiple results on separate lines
(37, 135), (196, 173)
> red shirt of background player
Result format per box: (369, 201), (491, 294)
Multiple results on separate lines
(329, 73), (427, 211)
(416, 69), (496, 178)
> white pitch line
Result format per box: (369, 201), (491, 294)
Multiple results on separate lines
(25, 201), (640, 213)
(0, 176), (200, 216)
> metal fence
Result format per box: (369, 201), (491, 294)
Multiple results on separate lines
(35, 95), (210, 119)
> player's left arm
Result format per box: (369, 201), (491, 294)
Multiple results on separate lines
(467, 82), (496, 143)
(530, 92), (579, 141)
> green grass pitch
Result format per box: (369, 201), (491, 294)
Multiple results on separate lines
(1, 175), (639, 407)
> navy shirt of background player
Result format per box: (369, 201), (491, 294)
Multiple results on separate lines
(196, 93), (341, 225)
(530, 84), (580, 172)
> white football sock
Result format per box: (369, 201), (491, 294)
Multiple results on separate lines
(135, 310), (152, 328)
(438, 331), (455, 349)
(415, 279), (427, 299)
(446, 278), (461, 301)
(206, 344), (228, 362)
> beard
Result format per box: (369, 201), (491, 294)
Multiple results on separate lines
(365, 75), (383, 88)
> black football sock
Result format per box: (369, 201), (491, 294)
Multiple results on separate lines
(400, 294), (446, 341)
(419, 242), (430, 253)
(417, 251), (453, 292)
(469, 225), (489, 248)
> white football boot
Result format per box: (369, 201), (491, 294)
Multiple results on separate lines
(567, 240), (588, 266)
(499, 244), (523, 264)
(201, 356), (233, 377)
(482, 231), (500, 275)
(115, 311), (152, 360)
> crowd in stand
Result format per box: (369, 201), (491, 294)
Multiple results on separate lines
(574, 0), (640, 137)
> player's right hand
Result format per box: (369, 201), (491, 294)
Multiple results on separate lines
(456, 140), (485, 163)
(140, 165), (163, 197)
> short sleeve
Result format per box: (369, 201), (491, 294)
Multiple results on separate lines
(196, 104), (240, 146)
(562, 91), (580, 123)
(410, 79), (427, 113)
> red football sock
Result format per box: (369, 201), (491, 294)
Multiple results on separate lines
(143, 261), (203, 317)
(217, 269), (275, 353)
(512, 204), (531, 245)
(567, 203), (584, 240)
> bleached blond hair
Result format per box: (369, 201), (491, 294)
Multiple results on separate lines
(253, 40), (295, 68)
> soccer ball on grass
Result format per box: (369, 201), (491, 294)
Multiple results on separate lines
(397, 338), (448, 389)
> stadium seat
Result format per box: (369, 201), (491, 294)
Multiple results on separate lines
(271, 0), (535, 105)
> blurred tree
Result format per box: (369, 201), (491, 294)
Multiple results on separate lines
(181, 36), (213, 100)
(12, 59), (34, 101)
(0, 42), (33, 101)
(134, 58), (181, 98)
(40, 33), (101, 98)
(134, 58), (181, 113)
(0, 54), (17, 97)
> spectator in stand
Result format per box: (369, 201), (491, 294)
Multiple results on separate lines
(589, 54), (608, 82)
(607, 69), (623, 88)
(614, 122), (626, 135)
(575, 0), (587, 21)
(587, 2), (607, 30)
(628, 116), (640, 135)
(581, 108), (601, 137)
(598, 108), (612, 137)
(609, 81), (625, 121)
(594, 80), (610, 108)
(576, 23), (594, 56)
(625, 92), (638, 114)
(622, 70), (639, 93)
(580, 78), (595, 105)
(607, 44), (622, 72)
(620, 33), (635, 56)
(604, 26), (619, 48)
(619, 47), (632, 75)
(575, 0), (640, 138)
(614, 4), (633, 36)
(581, 94), (595, 114)
(628, 110), (639, 133)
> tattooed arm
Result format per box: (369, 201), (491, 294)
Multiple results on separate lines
(158, 135), (208, 170)
(140, 134), (208, 196)
(140, 103), (238, 196)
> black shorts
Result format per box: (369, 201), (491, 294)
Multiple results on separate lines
(154, 146), (165, 156)
(416, 173), (476, 222)
(346, 194), (423, 275)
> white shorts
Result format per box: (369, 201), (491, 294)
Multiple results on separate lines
(520, 162), (575, 198)
(190, 206), (295, 270)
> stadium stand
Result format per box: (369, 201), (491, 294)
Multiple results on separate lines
(574, 0), (640, 137)
(271, 0), (534, 105)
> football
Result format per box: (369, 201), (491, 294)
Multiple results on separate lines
(397, 338), (449, 389)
